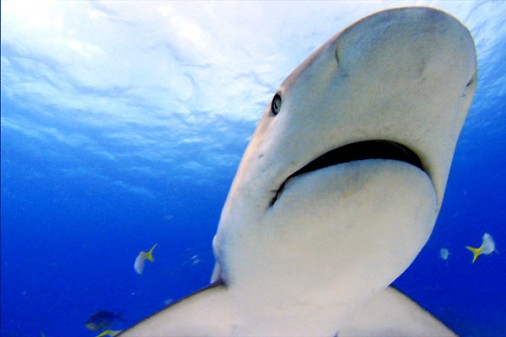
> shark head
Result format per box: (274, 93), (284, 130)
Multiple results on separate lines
(120, 7), (476, 337)
(211, 6), (476, 333)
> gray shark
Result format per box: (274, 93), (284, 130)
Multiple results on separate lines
(120, 7), (476, 336)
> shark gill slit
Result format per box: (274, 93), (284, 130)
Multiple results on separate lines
(269, 140), (424, 207)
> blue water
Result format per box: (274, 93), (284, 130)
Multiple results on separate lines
(2, 2), (506, 337)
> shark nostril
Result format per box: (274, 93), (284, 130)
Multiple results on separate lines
(466, 73), (477, 88)
(462, 72), (477, 98)
(335, 45), (341, 69)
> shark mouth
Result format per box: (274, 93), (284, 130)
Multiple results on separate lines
(270, 140), (424, 207)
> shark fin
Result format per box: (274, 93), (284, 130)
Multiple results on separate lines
(118, 281), (234, 337)
(339, 287), (456, 337)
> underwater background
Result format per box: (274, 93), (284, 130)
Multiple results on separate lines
(1, 1), (505, 336)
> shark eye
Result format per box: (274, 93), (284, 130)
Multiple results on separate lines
(271, 93), (282, 115)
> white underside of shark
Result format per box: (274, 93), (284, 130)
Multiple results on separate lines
(119, 7), (477, 337)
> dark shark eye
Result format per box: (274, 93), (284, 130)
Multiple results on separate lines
(271, 93), (282, 115)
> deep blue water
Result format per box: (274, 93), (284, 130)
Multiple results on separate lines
(2, 2), (506, 337)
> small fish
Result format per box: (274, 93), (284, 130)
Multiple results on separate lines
(439, 248), (450, 261)
(466, 233), (496, 263)
(134, 243), (157, 275)
(96, 329), (122, 337)
(191, 254), (200, 265)
(85, 310), (122, 331)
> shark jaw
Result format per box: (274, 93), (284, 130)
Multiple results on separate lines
(270, 140), (424, 206)
(120, 7), (476, 337)
(217, 159), (438, 335)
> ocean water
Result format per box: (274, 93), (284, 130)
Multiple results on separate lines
(1, 2), (505, 337)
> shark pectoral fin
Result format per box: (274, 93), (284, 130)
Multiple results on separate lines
(210, 262), (222, 283)
(339, 287), (456, 337)
(118, 282), (235, 337)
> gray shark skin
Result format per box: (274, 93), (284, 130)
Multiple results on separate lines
(120, 7), (476, 337)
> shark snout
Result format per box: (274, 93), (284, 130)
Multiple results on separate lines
(310, 7), (477, 207)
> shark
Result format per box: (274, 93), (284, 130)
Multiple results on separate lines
(119, 7), (477, 337)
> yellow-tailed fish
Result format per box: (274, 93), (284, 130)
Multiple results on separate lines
(96, 329), (122, 337)
(134, 243), (157, 274)
(466, 233), (496, 263)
